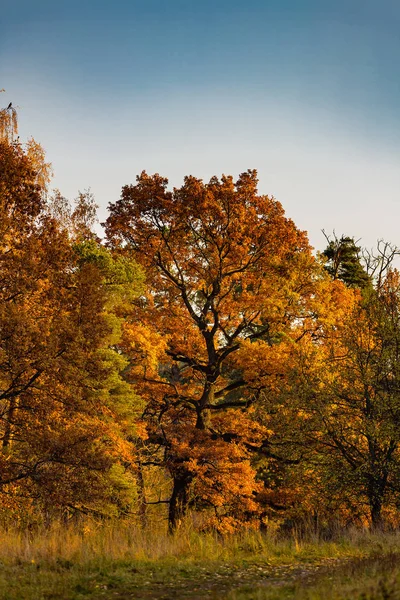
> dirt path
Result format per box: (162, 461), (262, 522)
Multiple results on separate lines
(116, 557), (351, 599)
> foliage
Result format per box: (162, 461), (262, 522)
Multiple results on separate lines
(322, 232), (371, 289)
(260, 255), (400, 528)
(4, 100), (400, 536)
(0, 99), (18, 143)
(105, 169), (319, 530)
(0, 140), (144, 521)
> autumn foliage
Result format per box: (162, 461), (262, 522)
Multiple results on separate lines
(2, 112), (400, 533)
(0, 140), (143, 521)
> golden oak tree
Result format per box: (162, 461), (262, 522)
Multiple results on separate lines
(106, 170), (317, 530)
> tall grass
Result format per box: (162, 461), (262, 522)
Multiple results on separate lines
(1, 522), (400, 599)
(0, 519), (399, 567)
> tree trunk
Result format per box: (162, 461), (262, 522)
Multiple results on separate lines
(168, 472), (193, 533)
(196, 382), (214, 430)
(136, 460), (148, 529)
(169, 381), (214, 529)
(367, 474), (386, 530)
(370, 498), (383, 530)
(3, 397), (17, 448)
(195, 407), (211, 430)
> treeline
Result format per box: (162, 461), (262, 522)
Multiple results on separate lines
(1, 117), (400, 534)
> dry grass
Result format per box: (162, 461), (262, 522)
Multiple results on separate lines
(0, 521), (400, 598)
(0, 520), (375, 565)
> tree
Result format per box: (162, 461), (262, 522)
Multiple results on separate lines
(0, 93), (18, 143)
(263, 244), (400, 529)
(231, 273), (360, 529)
(105, 170), (317, 530)
(0, 139), (144, 521)
(322, 232), (371, 289)
(0, 93), (52, 191)
(46, 188), (99, 240)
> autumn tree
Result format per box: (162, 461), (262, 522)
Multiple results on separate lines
(261, 243), (400, 529)
(230, 272), (360, 529)
(105, 170), (317, 530)
(318, 246), (400, 528)
(0, 93), (18, 143)
(0, 139), (144, 521)
(46, 188), (98, 239)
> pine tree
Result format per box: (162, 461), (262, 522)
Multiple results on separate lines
(322, 232), (371, 289)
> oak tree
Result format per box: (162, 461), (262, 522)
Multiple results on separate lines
(106, 170), (317, 530)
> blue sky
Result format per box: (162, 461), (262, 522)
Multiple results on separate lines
(1, 0), (399, 251)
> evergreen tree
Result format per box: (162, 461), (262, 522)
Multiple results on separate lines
(322, 232), (371, 289)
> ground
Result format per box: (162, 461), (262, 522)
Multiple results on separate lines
(1, 526), (399, 599)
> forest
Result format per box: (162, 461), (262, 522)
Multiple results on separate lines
(2, 100), (400, 547)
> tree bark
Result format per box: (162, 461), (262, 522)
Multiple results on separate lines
(136, 460), (148, 529)
(196, 381), (214, 430)
(168, 472), (193, 533)
(169, 380), (216, 528)
(370, 498), (383, 530)
(3, 397), (17, 448)
(368, 474), (386, 530)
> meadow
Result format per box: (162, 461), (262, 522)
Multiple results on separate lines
(0, 522), (399, 599)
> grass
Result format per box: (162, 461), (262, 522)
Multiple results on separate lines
(227, 552), (400, 599)
(0, 522), (399, 598)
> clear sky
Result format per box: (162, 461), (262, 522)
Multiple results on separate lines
(1, 0), (399, 251)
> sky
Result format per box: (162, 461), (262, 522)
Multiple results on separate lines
(1, 0), (399, 251)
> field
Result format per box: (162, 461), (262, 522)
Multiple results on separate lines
(0, 524), (400, 599)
